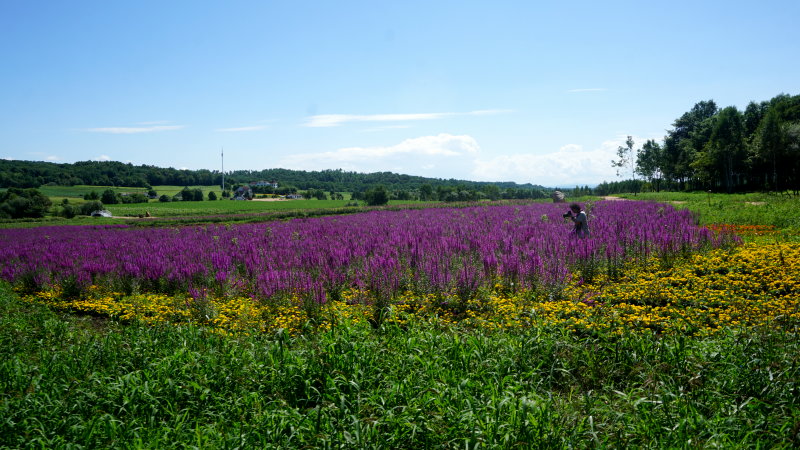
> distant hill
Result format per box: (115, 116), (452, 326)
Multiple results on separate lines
(0, 159), (550, 194)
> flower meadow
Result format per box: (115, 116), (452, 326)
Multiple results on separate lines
(4, 199), (787, 336)
(3, 199), (800, 448)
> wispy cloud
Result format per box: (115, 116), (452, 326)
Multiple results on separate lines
(85, 125), (184, 134)
(215, 125), (268, 132)
(279, 134), (480, 176)
(304, 109), (512, 127)
(275, 133), (645, 186)
(94, 155), (111, 161)
(471, 135), (641, 186)
(45, 155), (60, 161)
(567, 88), (608, 93)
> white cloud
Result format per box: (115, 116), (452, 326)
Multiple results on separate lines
(472, 135), (638, 186)
(46, 155), (60, 161)
(279, 134), (480, 177)
(85, 125), (184, 134)
(558, 144), (583, 153)
(215, 125), (268, 132)
(304, 109), (512, 127)
(276, 133), (643, 186)
(94, 155), (111, 161)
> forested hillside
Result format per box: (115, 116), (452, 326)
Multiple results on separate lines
(0, 160), (546, 196)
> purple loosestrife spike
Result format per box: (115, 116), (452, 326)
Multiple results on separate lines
(0, 201), (735, 301)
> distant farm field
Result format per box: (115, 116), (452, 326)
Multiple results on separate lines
(35, 184), (365, 218)
(107, 197), (353, 217)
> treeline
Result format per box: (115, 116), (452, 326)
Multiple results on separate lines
(0, 160), (220, 189)
(615, 93), (800, 193)
(0, 161), (549, 198)
(224, 168), (546, 194)
(352, 183), (550, 203)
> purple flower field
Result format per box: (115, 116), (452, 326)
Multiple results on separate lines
(0, 201), (735, 303)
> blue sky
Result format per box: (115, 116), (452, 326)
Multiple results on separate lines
(2, 0), (799, 187)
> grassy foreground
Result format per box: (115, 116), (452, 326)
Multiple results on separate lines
(1, 281), (799, 448)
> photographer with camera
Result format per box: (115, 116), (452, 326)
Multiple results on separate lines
(563, 203), (589, 238)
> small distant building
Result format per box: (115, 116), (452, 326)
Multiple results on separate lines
(284, 194), (303, 200)
(251, 180), (279, 189)
(233, 185), (254, 200)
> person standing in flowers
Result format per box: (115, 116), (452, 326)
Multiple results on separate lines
(564, 202), (589, 238)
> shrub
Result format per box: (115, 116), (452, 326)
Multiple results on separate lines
(0, 188), (52, 219)
(101, 189), (119, 205)
(79, 201), (104, 216)
(180, 188), (204, 201)
(120, 193), (149, 204)
(364, 185), (389, 206)
(60, 204), (77, 219)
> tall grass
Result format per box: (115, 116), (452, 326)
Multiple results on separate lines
(1, 283), (798, 448)
(616, 191), (799, 229)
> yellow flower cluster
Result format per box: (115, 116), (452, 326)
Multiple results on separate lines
(20, 285), (192, 324)
(19, 242), (800, 337)
(562, 242), (800, 335)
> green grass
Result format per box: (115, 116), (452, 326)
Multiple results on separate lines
(33, 184), (423, 219)
(613, 191), (800, 230)
(38, 184), (149, 198)
(1, 283), (798, 448)
(38, 184), (219, 198)
(107, 198), (353, 217)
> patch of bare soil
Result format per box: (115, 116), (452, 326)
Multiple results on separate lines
(746, 202), (766, 205)
(252, 198), (288, 202)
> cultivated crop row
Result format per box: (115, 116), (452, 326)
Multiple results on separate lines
(0, 201), (735, 306)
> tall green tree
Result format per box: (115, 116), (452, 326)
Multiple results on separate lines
(705, 106), (745, 192)
(635, 139), (664, 191)
(783, 122), (800, 192)
(482, 184), (501, 201)
(419, 184), (435, 201)
(663, 100), (718, 189)
(753, 108), (785, 191)
(743, 101), (767, 137)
